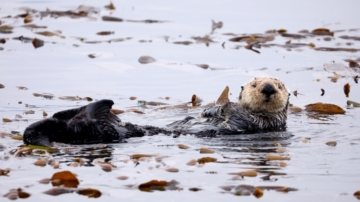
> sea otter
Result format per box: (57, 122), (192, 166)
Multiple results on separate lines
(23, 99), (169, 147)
(167, 77), (290, 136)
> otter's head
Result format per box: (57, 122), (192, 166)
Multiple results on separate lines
(238, 77), (289, 114)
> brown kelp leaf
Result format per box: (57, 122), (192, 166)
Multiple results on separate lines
(293, 89), (299, 97)
(110, 109), (124, 115)
(211, 20), (223, 32)
(43, 187), (73, 196)
(99, 163), (112, 172)
(279, 161), (287, 167)
(344, 83), (350, 98)
(321, 88), (325, 96)
(38, 178), (51, 184)
(130, 154), (154, 160)
(305, 102), (345, 114)
(0, 168), (10, 176)
(126, 108), (145, 114)
(178, 144), (190, 149)
(11, 135), (23, 140)
(314, 47), (358, 52)
(347, 100), (360, 107)
(354, 190), (360, 199)
(281, 33), (306, 39)
(311, 28), (334, 36)
(35, 31), (65, 38)
(339, 35), (360, 41)
(195, 64), (209, 69)
(69, 162), (79, 167)
(3, 189), (18, 200)
(22, 24), (47, 29)
(0, 84), (5, 88)
(190, 94), (203, 106)
(173, 41), (193, 45)
(88, 53), (99, 58)
(0, 38), (6, 44)
(139, 180), (168, 192)
(276, 148), (286, 153)
(199, 148), (214, 154)
(117, 176), (129, 180)
(59, 96), (81, 101)
(17, 86), (28, 90)
(326, 141), (337, 147)
(104, 1), (116, 10)
(0, 25), (13, 34)
(229, 35), (274, 43)
(229, 170), (257, 177)
(24, 110), (35, 114)
(257, 186), (298, 192)
(52, 161), (60, 169)
(165, 167), (179, 173)
(129, 96), (137, 100)
(51, 170), (79, 188)
(253, 188), (264, 198)
(265, 154), (290, 160)
(96, 31), (114, 35)
(277, 29), (287, 33)
(289, 106), (302, 113)
(43, 111), (48, 117)
(77, 188), (101, 198)
(138, 180), (179, 192)
(24, 17), (33, 24)
(18, 190), (31, 199)
(216, 86), (230, 105)
(301, 138), (310, 143)
(197, 157), (217, 164)
(138, 56), (156, 64)
(34, 159), (47, 167)
(245, 43), (260, 54)
(186, 159), (197, 166)
(2, 118), (12, 123)
(83, 97), (92, 101)
(102, 16), (123, 22)
(189, 187), (202, 192)
(128, 19), (165, 23)
(33, 92), (54, 99)
(144, 101), (168, 106)
(1, 132), (11, 138)
(298, 29), (309, 34)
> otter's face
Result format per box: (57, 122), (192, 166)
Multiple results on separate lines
(238, 77), (289, 114)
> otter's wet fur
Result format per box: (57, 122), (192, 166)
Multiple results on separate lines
(23, 99), (170, 147)
(167, 77), (290, 136)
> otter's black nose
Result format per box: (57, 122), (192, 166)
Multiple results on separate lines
(261, 83), (277, 97)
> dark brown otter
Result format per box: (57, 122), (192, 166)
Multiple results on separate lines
(23, 99), (170, 147)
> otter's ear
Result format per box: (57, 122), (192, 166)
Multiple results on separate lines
(288, 93), (291, 96)
(241, 86), (244, 90)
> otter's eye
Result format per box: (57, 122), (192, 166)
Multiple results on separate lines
(252, 83), (257, 88)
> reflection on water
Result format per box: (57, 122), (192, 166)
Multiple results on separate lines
(1, 0), (360, 201)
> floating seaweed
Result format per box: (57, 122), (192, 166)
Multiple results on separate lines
(102, 16), (123, 22)
(344, 83), (350, 97)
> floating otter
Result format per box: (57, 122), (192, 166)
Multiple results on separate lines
(167, 77), (290, 136)
(23, 99), (170, 147)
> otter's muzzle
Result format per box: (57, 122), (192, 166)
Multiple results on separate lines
(261, 83), (277, 100)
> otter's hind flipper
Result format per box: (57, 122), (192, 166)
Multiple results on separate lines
(85, 99), (115, 120)
(201, 106), (222, 118)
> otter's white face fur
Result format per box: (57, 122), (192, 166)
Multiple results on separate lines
(238, 77), (289, 114)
